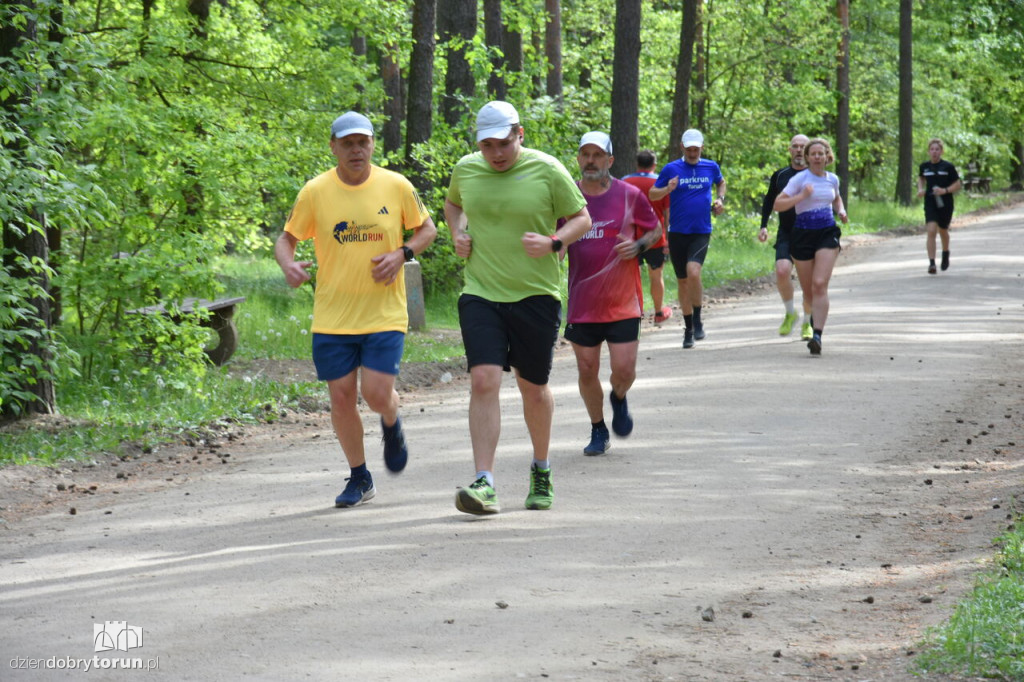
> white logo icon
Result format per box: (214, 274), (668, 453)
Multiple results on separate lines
(94, 621), (144, 652)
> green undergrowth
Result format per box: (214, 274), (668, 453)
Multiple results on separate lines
(913, 517), (1024, 680)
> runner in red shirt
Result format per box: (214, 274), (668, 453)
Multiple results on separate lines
(622, 150), (672, 324)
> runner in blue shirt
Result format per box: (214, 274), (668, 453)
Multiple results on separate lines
(649, 129), (726, 349)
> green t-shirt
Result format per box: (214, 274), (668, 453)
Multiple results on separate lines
(447, 147), (586, 302)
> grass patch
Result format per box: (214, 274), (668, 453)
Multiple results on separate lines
(913, 518), (1024, 680)
(0, 370), (322, 466)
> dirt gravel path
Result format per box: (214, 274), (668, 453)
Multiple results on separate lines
(3, 204), (1023, 681)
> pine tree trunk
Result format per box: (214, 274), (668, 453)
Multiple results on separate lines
(1, 2), (55, 418)
(895, 0), (914, 205)
(438, 0), (477, 129)
(668, 0), (697, 160)
(545, 0), (563, 101)
(610, 0), (641, 179)
(484, 0), (506, 99)
(836, 0), (851, 206)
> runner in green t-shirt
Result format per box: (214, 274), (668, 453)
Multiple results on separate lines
(445, 101), (591, 515)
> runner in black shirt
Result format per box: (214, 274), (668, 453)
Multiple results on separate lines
(759, 134), (811, 338)
(917, 138), (962, 274)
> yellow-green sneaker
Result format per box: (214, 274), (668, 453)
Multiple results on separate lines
(456, 477), (500, 515)
(779, 312), (799, 336)
(525, 465), (553, 510)
(800, 321), (813, 340)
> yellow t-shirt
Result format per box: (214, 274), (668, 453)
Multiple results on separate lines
(285, 165), (430, 334)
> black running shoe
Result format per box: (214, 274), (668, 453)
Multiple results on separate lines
(807, 333), (822, 356)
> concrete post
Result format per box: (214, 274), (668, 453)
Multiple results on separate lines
(404, 260), (425, 331)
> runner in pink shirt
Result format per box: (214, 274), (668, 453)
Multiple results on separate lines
(565, 132), (660, 455)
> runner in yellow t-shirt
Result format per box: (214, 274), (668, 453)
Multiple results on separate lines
(275, 112), (436, 508)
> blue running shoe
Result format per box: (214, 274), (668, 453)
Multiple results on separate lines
(609, 392), (634, 437)
(693, 323), (706, 341)
(381, 415), (408, 473)
(584, 425), (611, 455)
(335, 474), (376, 508)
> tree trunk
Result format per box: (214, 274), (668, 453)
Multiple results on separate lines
(381, 44), (404, 156)
(352, 30), (367, 97)
(895, 0), (913, 205)
(668, 0), (698, 160)
(577, 29), (594, 89)
(438, 0), (477, 129)
(405, 0), (436, 182)
(1011, 140), (1024, 190)
(835, 0), (851, 206)
(1, 2), (55, 417)
(610, 0), (641, 179)
(184, 0), (211, 224)
(484, 0), (506, 99)
(544, 0), (563, 101)
(693, 5), (706, 130)
(531, 28), (544, 97)
(503, 22), (523, 77)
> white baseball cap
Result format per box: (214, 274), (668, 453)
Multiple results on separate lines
(578, 131), (613, 155)
(681, 129), (704, 148)
(331, 112), (374, 139)
(476, 101), (520, 142)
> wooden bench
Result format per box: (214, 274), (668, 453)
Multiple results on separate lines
(962, 176), (991, 194)
(128, 297), (246, 366)
(961, 162), (991, 194)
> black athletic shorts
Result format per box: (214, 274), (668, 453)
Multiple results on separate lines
(458, 293), (561, 385)
(925, 204), (954, 229)
(791, 226), (842, 261)
(667, 232), (711, 278)
(774, 224), (793, 262)
(564, 318), (641, 347)
(639, 246), (666, 270)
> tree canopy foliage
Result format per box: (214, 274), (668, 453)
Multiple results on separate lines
(2, 0), (1022, 417)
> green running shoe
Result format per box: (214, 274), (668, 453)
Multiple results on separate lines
(779, 312), (798, 336)
(525, 465), (554, 510)
(800, 321), (813, 340)
(456, 477), (500, 515)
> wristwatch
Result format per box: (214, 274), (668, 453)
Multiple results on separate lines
(551, 237), (563, 252)
(402, 246), (415, 261)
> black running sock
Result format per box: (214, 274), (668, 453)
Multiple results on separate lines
(683, 314), (693, 331)
(929, 258), (936, 266)
(813, 328), (823, 338)
(593, 419), (608, 431)
(692, 306), (702, 327)
(351, 463), (369, 479)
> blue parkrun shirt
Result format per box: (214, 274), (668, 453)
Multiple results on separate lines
(654, 157), (724, 235)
